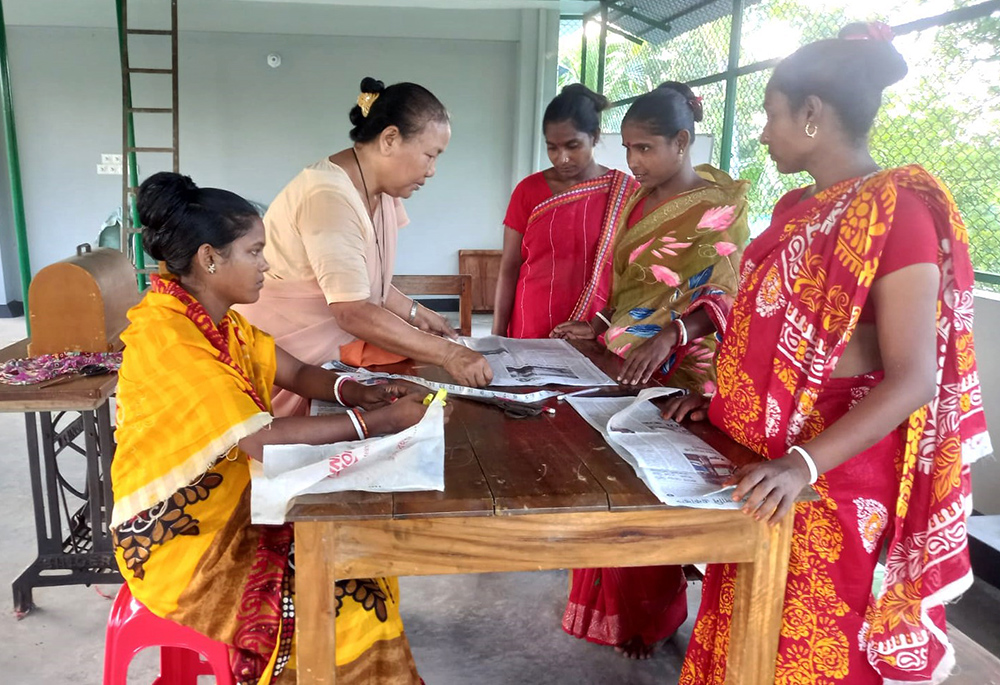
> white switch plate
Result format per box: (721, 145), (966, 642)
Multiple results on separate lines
(97, 163), (123, 175)
(101, 153), (123, 164)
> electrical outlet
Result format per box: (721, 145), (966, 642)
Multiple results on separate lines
(101, 153), (123, 165)
(97, 163), (123, 175)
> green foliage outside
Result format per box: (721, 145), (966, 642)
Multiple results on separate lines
(558, 0), (1000, 279)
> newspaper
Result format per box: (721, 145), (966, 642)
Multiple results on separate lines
(567, 387), (742, 509)
(458, 336), (616, 387)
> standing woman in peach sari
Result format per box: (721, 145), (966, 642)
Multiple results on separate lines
(665, 23), (991, 684)
(492, 84), (636, 338)
(239, 77), (491, 416)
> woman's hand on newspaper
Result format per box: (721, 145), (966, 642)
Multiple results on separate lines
(442, 345), (494, 387)
(726, 455), (811, 526)
(414, 306), (460, 340)
(618, 328), (679, 385)
(344, 380), (426, 410)
(550, 321), (596, 340)
(660, 392), (711, 422)
(369, 393), (454, 434)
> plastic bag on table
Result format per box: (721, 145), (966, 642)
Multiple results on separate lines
(250, 396), (446, 524)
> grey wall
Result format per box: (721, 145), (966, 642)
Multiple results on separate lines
(973, 293), (1000, 514)
(2, 6), (557, 280)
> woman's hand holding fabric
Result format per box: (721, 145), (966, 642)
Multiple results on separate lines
(343, 379), (426, 410)
(414, 306), (459, 340)
(441, 345), (493, 387)
(618, 326), (679, 385)
(550, 321), (596, 340)
(368, 393), (454, 434)
(727, 455), (811, 526)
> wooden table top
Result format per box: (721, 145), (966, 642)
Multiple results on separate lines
(0, 339), (119, 412)
(287, 341), (775, 523)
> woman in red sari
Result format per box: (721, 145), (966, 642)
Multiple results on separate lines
(665, 23), (991, 684)
(492, 84), (636, 338)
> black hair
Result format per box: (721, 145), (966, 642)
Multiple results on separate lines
(348, 76), (450, 143)
(542, 83), (610, 141)
(138, 172), (260, 276)
(768, 22), (908, 141)
(621, 81), (703, 139)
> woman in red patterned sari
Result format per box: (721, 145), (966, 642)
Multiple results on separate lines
(665, 23), (991, 684)
(493, 84), (636, 338)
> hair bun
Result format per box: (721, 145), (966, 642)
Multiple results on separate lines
(359, 76), (385, 94)
(656, 81), (704, 123)
(560, 83), (611, 112)
(838, 22), (908, 89)
(137, 172), (199, 263)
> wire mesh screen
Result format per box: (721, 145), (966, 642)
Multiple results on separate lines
(558, 2), (1000, 278)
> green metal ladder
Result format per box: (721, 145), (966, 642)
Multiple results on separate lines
(115, 0), (179, 285)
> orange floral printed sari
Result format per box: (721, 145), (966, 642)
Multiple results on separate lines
(681, 166), (991, 684)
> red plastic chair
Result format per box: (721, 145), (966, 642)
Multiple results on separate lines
(103, 583), (236, 685)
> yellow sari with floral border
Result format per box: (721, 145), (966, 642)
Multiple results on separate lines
(111, 275), (420, 684)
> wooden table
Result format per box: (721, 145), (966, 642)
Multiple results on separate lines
(0, 339), (122, 614)
(290, 342), (797, 684)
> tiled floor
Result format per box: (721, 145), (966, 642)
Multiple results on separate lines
(1, 314), (998, 684)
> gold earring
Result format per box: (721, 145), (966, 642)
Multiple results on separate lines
(208, 262), (216, 274)
(804, 122), (818, 138)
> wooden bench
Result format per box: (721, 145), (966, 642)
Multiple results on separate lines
(392, 274), (473, 336)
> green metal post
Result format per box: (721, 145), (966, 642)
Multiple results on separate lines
(115, 0), (146, 289)
(718, 0), (744, 173)
(597, 2), (609, 96)
(0, 0), (30, 333)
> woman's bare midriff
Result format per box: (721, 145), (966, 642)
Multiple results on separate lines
(831, 322), (882, 378)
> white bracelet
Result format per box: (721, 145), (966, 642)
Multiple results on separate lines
(408, 300), (419, 324)
(333, 375), (352, 406)
(788, 445), (819, 484)
(674, 317), (688, 347)
(594, 310), (611, 329)
(346, 407), (365, 440)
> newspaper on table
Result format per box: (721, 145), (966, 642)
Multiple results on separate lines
(457, 336), (616, 387)
(567, 387), (741, 509)
(250, 395), (447, 525)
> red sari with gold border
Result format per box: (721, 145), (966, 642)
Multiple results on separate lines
(507, 170), (637, 338)
(680, 166), (991, 684)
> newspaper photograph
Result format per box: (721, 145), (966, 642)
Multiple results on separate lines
(567, 388), (742, 509)
(458, 336), (616, 387)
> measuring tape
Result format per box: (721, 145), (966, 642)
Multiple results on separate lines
(326, 361), (561, 405)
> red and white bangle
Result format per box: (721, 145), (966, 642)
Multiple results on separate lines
(674, 317), (689, 347)
(788, 445), (819, 484)
(350, 408), (370, 439)
(346, 407), (365, 440)
(333, 375), (353, 406)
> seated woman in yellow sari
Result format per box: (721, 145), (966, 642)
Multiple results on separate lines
(552, 82), (749, 658)
(111, 172), (438, 684)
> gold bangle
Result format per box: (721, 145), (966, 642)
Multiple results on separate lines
(352, 408), (370, 439)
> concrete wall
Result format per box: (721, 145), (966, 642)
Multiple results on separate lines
(973, 293), (1000, 514)
(0, 3), (558, 289)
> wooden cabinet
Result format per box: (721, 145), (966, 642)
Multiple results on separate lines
(458, 249), (503, 313)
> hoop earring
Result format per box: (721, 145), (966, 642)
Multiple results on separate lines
(208, 262), (216, 274)
(804, 122), (818, 138)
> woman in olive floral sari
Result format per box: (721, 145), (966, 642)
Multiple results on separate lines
(553, 82), (749, 658)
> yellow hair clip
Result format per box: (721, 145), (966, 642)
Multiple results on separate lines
(357, 91), (380, 118)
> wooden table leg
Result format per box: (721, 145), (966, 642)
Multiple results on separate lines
(296, 521), (338, 684)
(726, 514), (794, 685)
